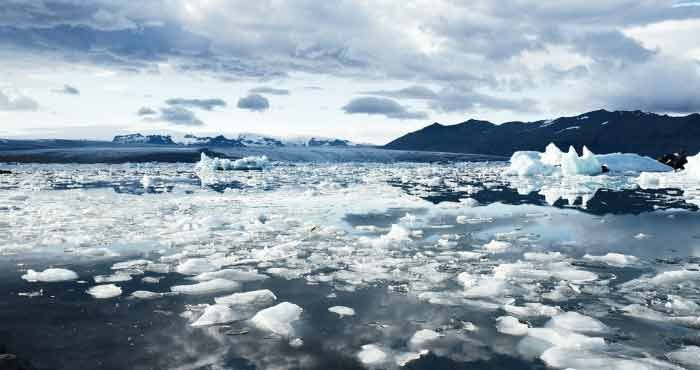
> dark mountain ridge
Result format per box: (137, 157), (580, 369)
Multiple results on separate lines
(385, 109), (700, 157)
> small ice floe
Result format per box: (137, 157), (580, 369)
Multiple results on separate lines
(357, 344), (387, 365)
(250, 302), (303, 337)
(289, 338), (304, 348)
(215, 289), (277, 306)
(408, 329), (442, 349)
(496, 316), (529, 336)
(175, 258), (218, 275)
(170, 279), (240, 295)
(191, 304), (240, 327)
(140, 175), (153, 189)
(503, 303), (561, 318)
(94, 272), (132, 283)
(21, 268), (78, 282)
(111, 259), (151, 270)
(481, 239), (512, 254)
(18, 289), (44, 298)
(667, 346), (700, 369)
(193, 268), (268, 282)
(328, 306), (355, 318)
(583, 253), (639, 267)
(142, 276), (162, 284)
(87, 284), (122, 299)
(634, 232), (651, 240)
(546, 311), (608, 334)
(130, 290), (165, 299)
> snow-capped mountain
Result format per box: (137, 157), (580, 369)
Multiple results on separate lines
(112, 132), (363, 148)
(113, 134), (175, 145)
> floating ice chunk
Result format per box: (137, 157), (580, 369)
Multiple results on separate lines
(251, 241), (300, 262)
(667, 346), (700, 369)
(623, 269), (700, 290)
(193, 268), (268, 282)
(251, 302), (303, 337)
(328, 306), (355, 318)
(142, 276), (162, 284)
(131, 290), (164, 299)
(597, 153), (672, 172)
(583, 253), (639, 267)
(540, 347), (680, 370)
(523, 252), (564, 262)
(363, 224), (413, 248)
(94, 272), (132, 283)
(665, 295), (700, 314)
(634, 232), (651, 240)
(140, 175), (152, 189)
(170, 279), (240, 295)
(87, 284), (122, 299)
(357, 344), (387, 365)
(409, 329), (442, 348)
(112, 259), (151, 270)
(496, 316), (529, 336)
(21, 268), (78, 282)
(289, 338), (304, 348)
(395, 351), (427, 367)
(192, 304), (240, 327)
(482, 239), (512, 253)
(546, 311), (608, 333)
(175, 258), (218, 275)
(215, 289), (277, 306)
(504, 303), (561, 318)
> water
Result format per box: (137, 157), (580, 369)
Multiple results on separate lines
(1, 161), (700, 370)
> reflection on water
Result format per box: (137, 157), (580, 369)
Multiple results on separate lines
(1, 161), (700, 370)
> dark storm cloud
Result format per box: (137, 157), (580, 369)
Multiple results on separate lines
(154, 107), (203, 126)
(165, 98), (226, 111)
(237, 94), (270, 112)
(136, 106), (157, 116)
(53, 84), (79, 95)
(249, 87), (290, 95)
(342, 97), (428, 120)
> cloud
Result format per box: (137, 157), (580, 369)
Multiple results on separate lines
(587, 57), (700, 113)
(342, 97), (427, 120)
(362, 85), (438, 100)
(165, 98), (226, 111)
(137, 106), (157, 116)
(0, 90), (38, 111)
(148, 107), (203, 126)
(362, 85), (538, 114)
(237, 94), (270, 112)
(249, 87), (290, 95)
(53, 84), (80, 95)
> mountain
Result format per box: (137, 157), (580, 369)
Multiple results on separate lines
(385, 110), (700, 157)
(113, 134), (175, 145)
(112, 133), (362, 148)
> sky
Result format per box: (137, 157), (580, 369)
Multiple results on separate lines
(1, 0), (700, 145)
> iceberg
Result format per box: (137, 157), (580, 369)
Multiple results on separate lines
(506, 143), (672, 177)
(195, 153), (269, 172)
